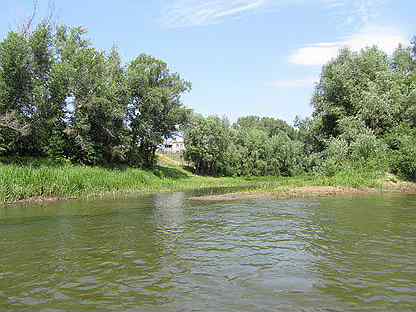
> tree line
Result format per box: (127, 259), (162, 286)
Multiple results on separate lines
(0, 22), (191, 167)
(1, 21), (415, 181)
(184, 40), (416, 180)
(184, 115), (304, 176)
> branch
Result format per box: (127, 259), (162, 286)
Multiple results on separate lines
(22, 0), (39, 35)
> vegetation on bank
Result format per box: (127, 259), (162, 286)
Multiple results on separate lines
(0, 157), (403, 204)
(184, 43), (416, 180)
(0, 21), (190, 168)
(1, 19), (416, 204)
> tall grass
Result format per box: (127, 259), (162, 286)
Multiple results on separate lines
(0, 164), (153, 202)
(0, 162), (276, 203)
(0, 161), (388, 204)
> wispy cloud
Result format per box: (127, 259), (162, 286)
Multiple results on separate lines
(160, 0), (272, 28)
(290, 26), (408, 66)
(321, 0), (387, 28)
(268, 76), (318, 88)
(161, 0), (389, 29)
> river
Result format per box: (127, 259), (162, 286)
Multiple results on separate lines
(0, 193), (415, 311)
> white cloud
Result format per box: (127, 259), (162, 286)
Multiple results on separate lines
(290, 26), (408, 66)
(268, 76), (318, 88)
(161, 0), (388, 28)
(161, 0), (272, 28)
(321, 0), (387, 28)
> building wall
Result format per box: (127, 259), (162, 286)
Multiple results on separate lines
(159, 139), (185, 154)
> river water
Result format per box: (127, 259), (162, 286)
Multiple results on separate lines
(0, 193), (415, 311)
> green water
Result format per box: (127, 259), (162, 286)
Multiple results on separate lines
(0, 193), (415, 311)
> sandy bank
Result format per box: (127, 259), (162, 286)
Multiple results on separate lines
(189, 183), (416, 202)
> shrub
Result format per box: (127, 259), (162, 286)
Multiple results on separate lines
(385, 125), (416, 180)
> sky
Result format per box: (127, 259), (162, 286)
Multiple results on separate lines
(0, 0), (414, 123)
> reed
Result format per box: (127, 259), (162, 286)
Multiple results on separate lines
(0, 161), (387, 204)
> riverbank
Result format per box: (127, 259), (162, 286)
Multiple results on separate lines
(190, 171), (416, 202)
(0, 162), (249, 204)
(1, 159), (415, 205)
(190, 184), (416, 202)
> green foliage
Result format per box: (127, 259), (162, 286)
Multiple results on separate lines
(312, 47), (404, 142)
(185, 115), (304, 177)
(266, 133), (304, 176)
(184, 116), (231, 176)
(385, 125), (416, 180)
(0, 23), (190, 168)
(0, 31), (33, 155)
(127, 54), (191, 167)
(234, 115), (296, 139)
(316, 117), (388, 176)
(0, 157), (387, 204)
(302, 41), (416, 181)
(1, 20), (416, 185)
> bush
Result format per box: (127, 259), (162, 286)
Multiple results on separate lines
(385, 125), (416, 180)
(266, 133), (305, 176)
(318, 129), (388, 176)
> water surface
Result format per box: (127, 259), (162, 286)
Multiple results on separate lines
(0, 193), (415, 311)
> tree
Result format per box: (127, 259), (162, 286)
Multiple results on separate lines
(0, 22), (192, 168)
(29, 23), (68, 158)
(231, 128), (269, 176)
(184, 116), (230, 176)
(55, 27), (130, 165)
(392, 44), (416, 128)
(385, 125), (416, 180)
(234, 115), (296, 139)
(0, 31), (33, 155)
(312, 47), (403, 141)
(61, 31), (107, 164)
(185, 115), (305, 177)
(267, 133), (304, 176)
(127, 54), (191, 167)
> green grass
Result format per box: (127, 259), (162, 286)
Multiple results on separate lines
(0, 157), (391, 204)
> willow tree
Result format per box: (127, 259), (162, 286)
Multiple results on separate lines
(311, 47), (405, 147)
(127, 54), (191, 167)
(0, 30), (34, 155)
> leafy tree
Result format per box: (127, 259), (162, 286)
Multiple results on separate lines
(312, 47), (403, 141)
(319, 117), (388, 175)
(29, 23), (68, 158)
(234, 115), (296, 139)
(0, 31), (33, 155)
(0, 22), (192, 168)
(184, 116), (230, 175)
(233, 128), (269, 176)
(185, 116), (305, 177)
(127, 54), (191, 167)
(391, 44), (416, 127)
(54, 27), (129, 165)
(267, 133), (304, 176)
(385, 125), (416, 180)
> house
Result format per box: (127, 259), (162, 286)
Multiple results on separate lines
(160, 135), (185, 154)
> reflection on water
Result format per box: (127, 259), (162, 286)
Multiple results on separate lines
(0, 194), (415, 311)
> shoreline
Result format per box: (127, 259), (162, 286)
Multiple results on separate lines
(6, 181), (416, 206)
(190, 182), (416, 203)
(2, 161), (415, 206)
(189, 186), (377, 202)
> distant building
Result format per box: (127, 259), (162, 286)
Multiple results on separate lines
(160, 135), (185, 153)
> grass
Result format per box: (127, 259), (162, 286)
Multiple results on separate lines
(0, 163), (268, 203)
(0, 155), (396, 204)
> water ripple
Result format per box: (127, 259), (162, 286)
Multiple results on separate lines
(0, 194), (415, 311)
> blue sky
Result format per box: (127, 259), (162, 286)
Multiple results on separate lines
(0, 1), (414, 122)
